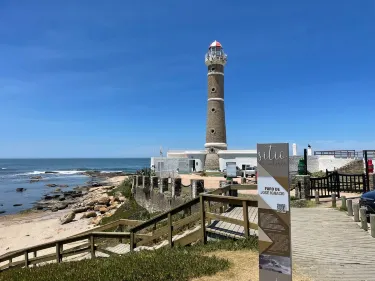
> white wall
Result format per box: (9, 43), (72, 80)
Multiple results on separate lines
(185, 153), (206, 172)
(219, 154), (257, 171)
(318, 156), (355, 171)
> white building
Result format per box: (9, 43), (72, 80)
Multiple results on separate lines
(151, 149), (257, 173)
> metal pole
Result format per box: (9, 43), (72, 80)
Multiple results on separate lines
(304, 148), (308, 175)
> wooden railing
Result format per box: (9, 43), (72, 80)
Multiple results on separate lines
(0, 183), (258, 272)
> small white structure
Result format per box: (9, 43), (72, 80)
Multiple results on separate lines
(292, 143), (297, 156)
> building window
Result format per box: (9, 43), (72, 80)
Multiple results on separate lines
(211, 87), (216, 93)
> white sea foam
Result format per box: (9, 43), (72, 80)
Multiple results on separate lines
(100, 170), (123, 173)
(1, 168), (6, 170)
(23, 170), (83, 176)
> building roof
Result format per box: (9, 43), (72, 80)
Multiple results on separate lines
(209, 40), (222, 48)
(217, 150), (257, 155)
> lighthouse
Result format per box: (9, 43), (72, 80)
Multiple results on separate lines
(204, 40), (228, 171)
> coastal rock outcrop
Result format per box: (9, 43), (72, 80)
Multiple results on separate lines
(0, 210), (6, 214)
(73, 207), (89, 214)
(81, 211), (97, 219)
(60, 212), (75, 224)
(13, 204), (22, 207)
(99, 207), (108, 214)
(94, 205), (107, 211)
(97, 197), (110, 206)
(46, 184), (58, 188)
(16, 188), (26, 192)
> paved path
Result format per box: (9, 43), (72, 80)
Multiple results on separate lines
(292, 207), (375, 281)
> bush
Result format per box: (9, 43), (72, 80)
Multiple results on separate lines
(0, 247), (229, 281)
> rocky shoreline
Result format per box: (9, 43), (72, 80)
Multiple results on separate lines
(17, 171), (132, 226)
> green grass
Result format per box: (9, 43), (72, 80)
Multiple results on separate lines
(290, 199), (316, 208)
(0, 237), (258, 281)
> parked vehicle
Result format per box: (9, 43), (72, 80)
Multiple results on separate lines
(359, 190), (375, 221)
(242, 165), (257, 177)
(223, 166), (242, 178)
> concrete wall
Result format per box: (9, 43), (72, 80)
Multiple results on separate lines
(318, 156), (356, 172)
(289, 155), (357, 174)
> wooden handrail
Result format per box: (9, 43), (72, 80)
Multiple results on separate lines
(201, 194), (258, 207)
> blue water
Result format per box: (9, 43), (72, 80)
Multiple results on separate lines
(0, 158), (150, 215)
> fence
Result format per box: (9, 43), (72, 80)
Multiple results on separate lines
(0, 182), (258, 272)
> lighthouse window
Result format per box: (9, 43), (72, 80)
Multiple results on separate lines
(211, 87), (216, 92)
(210, 129), (215, 134)
(211, 67), (215, 71)
(211, 108), (216, 112)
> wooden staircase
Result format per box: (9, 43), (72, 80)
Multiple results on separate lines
(0, 184), (258, 272)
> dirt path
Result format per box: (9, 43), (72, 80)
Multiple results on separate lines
(191, 250), (312, 281)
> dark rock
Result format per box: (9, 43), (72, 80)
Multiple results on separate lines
(35, 205), (44, 210)
(44, 195), (53, 200)
(54, 188), (61, 193)
(59, 196), (65, 201)
(58, 185), (69, 188)
(53, 194), (61, 199)
(73, 207), (89, 214)
(51, 207), (58, 212)
(80, 211), (97, 219)
(13, 204), (22, 207)
(16, 188), (26, 192)
(31, 176), (42, 180)
(91, 182), (102, 187)
(55, 203), (68, 210)
(45, 171), (58, 174)
(46, 184), (58, 187)
(0, 210), (5, 214)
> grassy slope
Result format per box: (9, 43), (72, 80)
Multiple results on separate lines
(0, 238), (258, 281)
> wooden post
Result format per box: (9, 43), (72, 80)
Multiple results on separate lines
(119, 224), (124, 243)
(347, 199), (353, 216)
(341, 196), (347, 209)
(353, 203), (360, 222)
(314, 190), (319, 204)
(33, 251), (37, 258)
(360, 207), (368, 231)
(200, 195), (206, 245)
(55, 242), (61, 263)
(371, 214), (375, 238)
(331, 193), (336, 208)
(90, 235), (95, 259)
(168, 213), (173, 248)
(24, 250), (29, 268)
(130, 232), (135, 252)
(243, 200), (249, 238)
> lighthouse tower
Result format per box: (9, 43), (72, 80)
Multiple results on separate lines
(204, 40), (228, 171)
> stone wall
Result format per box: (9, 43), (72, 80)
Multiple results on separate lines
(337, 160), (364, 174)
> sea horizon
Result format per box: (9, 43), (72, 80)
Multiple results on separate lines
(0, 158), (151, 215)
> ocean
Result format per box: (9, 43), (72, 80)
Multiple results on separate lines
(0, 158), (150, 215)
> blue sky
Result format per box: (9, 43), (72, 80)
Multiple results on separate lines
(0, 0), (374, 158)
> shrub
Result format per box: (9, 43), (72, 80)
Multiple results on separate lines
(0, 247), (229, 281)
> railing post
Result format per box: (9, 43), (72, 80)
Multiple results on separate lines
(33, 251), (37, 258)
(331, 193), (336, 208)
(353, 203), (360, 222)
(168, 213), (173, 248)
(119, 224), (124, 243)
(24, 250), (29, 268)
(371, 214), (375, 238)
(341, 196), (347, 209)
(314, 190), (320, 204)
(90, 235), (95, 259)
(243, 200), (249, 238)
(55, 242), (61, 263)
(360, 207), (368, 231)
(130, 231), (135, 252)
(200, 195), (206, 244)
(347, 199), (353, 216)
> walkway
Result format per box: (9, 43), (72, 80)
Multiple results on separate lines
(292, 207), (375, 281)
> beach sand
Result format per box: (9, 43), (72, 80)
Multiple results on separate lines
(0, 176), (126, 257)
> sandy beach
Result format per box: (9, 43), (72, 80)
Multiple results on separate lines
(0, 176), (126, 257)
